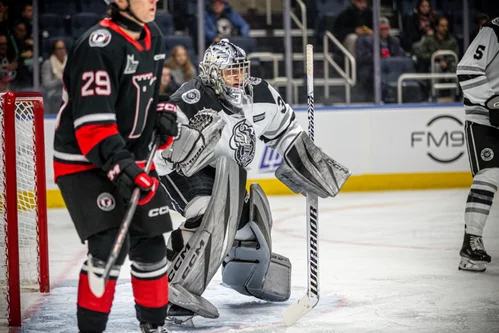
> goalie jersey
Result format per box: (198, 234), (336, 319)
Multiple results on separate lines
(155, 77), (302, 175)
(457, 17), (499, 127)
(53, 19), (165, 180)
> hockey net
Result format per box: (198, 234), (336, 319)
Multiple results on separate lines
(0, 92), (49, 327)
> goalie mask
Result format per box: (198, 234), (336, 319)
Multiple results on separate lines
(199, 39), (252, 109)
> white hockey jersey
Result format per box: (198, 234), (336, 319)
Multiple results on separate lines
(457, 17), (499, 127)
(155, 77), (302, 176)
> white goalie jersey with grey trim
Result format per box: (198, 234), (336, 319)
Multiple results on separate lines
(457, 17), (499, 127)
(154, 77), (302, 176)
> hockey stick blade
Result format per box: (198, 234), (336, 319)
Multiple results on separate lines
(282, 294), (318, 326)
(87, 254), (106, 298)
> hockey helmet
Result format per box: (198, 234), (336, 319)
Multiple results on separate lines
(199, 38), (251, 107)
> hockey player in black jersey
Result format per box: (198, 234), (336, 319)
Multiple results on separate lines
(153, 39), (350, 322)
(53, 0), (180, 332)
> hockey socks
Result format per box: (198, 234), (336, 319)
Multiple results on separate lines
(77, 259), (120, 332)
(131, 260), (169, 326)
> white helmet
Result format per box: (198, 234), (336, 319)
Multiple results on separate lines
(199, 39), (251, 108)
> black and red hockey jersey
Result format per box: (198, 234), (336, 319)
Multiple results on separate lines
(53, 18), (166, 180)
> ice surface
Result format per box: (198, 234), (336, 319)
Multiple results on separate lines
(10, 189), (499, 333)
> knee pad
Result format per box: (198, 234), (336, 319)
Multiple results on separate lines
(87, 228), (129, 265)
(222, 183), (291, 302)
(474, 168), (499, 189)
(129, 234), (166, 264)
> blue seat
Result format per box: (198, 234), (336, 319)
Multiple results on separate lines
(228, 36), (257, 54)
(39, 13), (66, 38)
(80, 0), (110, 15)
(44, 0), (78, 16)
(163, 35), (194, 53)
(381, 56), (422, 103)
(42, 36), (74, 60)
(71, 13), (101, 39)
(155, 13), (175, 36)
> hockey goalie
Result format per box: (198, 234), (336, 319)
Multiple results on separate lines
(154, 38), (351, 323)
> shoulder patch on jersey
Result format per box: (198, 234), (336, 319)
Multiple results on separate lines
(484, 18), (499, 42)
(249, 77), (262, 85)
(181, 88), (201, 104)
(89, 29), (112, 47)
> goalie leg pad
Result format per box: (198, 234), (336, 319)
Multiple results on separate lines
(276, 131), (351, 198)
(222, 183), (291, 302)
(167, 157), (247, 316)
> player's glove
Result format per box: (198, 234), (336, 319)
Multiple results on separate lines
(156, 99), (179, 150)
(106, 153), (159, 205)
(485, 95), (499, 127)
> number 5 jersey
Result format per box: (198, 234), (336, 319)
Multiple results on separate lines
(53, 18), (165, 180)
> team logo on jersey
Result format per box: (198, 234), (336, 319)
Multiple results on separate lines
(124, 54), (139, 74)
(181, 89), (201, 104)
(229, 120), (256, 167)
(249, 77), (262, 85)
(481, 148), (494, 162)
(97, 192), (115, 211)
(89, 29), (112, 47)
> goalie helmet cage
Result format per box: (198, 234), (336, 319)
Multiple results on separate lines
(0, 92), (50, 327)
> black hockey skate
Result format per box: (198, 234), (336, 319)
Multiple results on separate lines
(458, 233), (491, 272)
(139, 322), (169, 333)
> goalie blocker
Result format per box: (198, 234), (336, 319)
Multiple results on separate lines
(276, 131), (351, 198)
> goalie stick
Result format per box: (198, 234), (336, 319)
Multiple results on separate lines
(282, 44), (320, 325)
(88, 133), (159, 298)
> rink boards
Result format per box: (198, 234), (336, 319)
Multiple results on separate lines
(43, 102), (472, 208)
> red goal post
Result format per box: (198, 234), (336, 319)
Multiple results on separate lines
(0, 91), (50, 326)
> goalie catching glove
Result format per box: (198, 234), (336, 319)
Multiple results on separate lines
(161, 109), (225, 177)
(276, 131), (351, 198)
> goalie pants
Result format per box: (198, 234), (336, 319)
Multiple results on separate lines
(160, 166), (250, 228)
(57, 170), (173, 332)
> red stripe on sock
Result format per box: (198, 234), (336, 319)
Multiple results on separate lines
(78, 272), (117, 313)
(131, 274), (169, 308)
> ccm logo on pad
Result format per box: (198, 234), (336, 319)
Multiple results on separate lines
(148, 205), (169, 217)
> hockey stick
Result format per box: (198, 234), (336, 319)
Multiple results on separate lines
(88, 133), (160, 298)
(282, 44), (320, 326)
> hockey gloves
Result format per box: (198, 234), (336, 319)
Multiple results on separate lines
(107, 155), (159, 205)
(156, 99), (179, 150)
(485, 95), (499, 127)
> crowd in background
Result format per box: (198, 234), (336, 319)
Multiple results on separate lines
(1, 0), (497, 109)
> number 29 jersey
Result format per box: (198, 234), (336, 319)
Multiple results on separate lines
(53, 18), (166, 181)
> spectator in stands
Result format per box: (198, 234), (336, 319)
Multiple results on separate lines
(0, 32), (16, 93)
(0, 0), (10, 35)
(41, 39), (66, 98)
(159, 64), (179, 99)
(19, 3), (32, 37)
(401, 0), (436, 53)
(333, 0), (373, 57)
(165, 45), (197, 86)
(356, 17), (405, 101)
(415, 16), (459, 73)
(205, 0), (250, 45)
(12, 20), (32, 87)
(470, 12), (489, 41)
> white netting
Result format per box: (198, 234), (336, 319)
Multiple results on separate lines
(0, 93), (41, 325)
